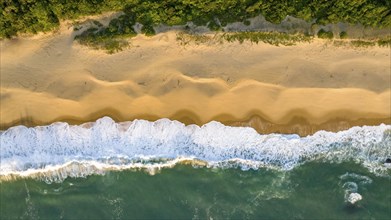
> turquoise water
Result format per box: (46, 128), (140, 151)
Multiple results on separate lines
(1, 162), (390, 219)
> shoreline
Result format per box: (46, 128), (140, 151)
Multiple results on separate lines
(1, 109), (389, 137)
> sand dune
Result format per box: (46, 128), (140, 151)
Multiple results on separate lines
(1, 23), (390, 135)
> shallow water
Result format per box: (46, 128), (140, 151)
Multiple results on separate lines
(1, 162), (390, 219)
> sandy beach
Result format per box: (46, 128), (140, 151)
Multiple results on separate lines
(1, 23), (390, 135)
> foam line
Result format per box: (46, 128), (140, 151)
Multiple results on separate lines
(1, 117), (390, 182)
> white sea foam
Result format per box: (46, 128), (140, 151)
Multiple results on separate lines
(340, 172), (372, 204)
(1, 117), (390, 182)
(347, 193), (362, 204)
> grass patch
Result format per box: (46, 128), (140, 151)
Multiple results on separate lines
(176, 31), (312, 46)
(334, 37), (390, 48)
(377, 37), (391, 47)
(222, 32), (312, 46)
(176, 32), (215, 45)
(350, 40), (376, 47)
(332, 40), (349, 47)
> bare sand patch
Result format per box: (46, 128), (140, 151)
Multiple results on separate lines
(1, 26), (390, 135)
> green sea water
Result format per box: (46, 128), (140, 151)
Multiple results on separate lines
(1, 162), (390, 219)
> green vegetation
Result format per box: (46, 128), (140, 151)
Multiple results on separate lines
(177, 31), (390, 49)
(2, 0), (389, 52)
(333, 37), (391, 48)
(317, 29), (334, 39)
(207, 20), (222, 31)
(339, 31), (348, 39)
(1, 0), (391, 39)
(377, 37), (391, 47)
(74, 28), (130, 54)
(223, 32), (312, 46)
(140, 24), (156, 36)
(176, 32), (216, 46)
(350, 40), (377, 47)
(74, 14), (136, 53)
(350, 38), (391, 48)
(176, 31), (312, 46)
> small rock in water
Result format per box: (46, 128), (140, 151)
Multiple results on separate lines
(385, 158), (391, 163)
(347, 193), (362, 204)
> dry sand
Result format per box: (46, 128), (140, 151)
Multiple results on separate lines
(1, 23), (390, 136)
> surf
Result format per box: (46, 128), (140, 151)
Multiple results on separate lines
(1, 117), (390, 183)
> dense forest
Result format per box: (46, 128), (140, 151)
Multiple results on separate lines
(1, 0), (390, 39)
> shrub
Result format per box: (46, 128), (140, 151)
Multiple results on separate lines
(141, 24), (156, 36)
(243, 20), (251, 26)
(339, 31), (348, 39)
(317, 29), (333, 39)
(74, 16), (136, 53)
(207, 20), (221, 31)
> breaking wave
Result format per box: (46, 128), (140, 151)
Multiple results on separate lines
(1, 117), (390, 183)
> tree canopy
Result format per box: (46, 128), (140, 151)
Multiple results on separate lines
(1, 0), (390, 38)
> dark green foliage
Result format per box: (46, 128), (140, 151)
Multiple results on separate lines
(339, 31), (348, 39)
(317, 29), (334, 39)
(93, 20), (103, 27)
(141, 24), (156, 36)
(1, 0), (391, 39)
(207, 20), (221, 31)
(243, 20), (251, 26)
(259, 0), (293, 24)
(75, 32), (130, 54)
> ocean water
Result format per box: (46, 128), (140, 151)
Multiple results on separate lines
(1, 117), (390, 219)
